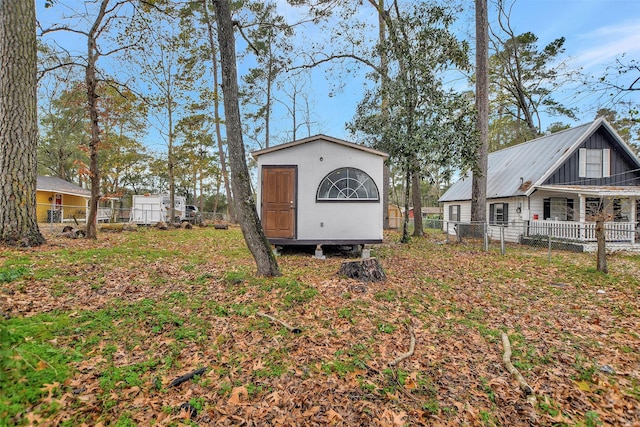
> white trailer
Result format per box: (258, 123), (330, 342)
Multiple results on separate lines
(130, 194), (186, 224)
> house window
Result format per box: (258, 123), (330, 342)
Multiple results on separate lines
(489, 203), (509, 226)
(585, 197), (602, 219)
(544, 198), (574, 221)
(316, 168), (379, 201)
(613, 198), (629, 222)
(449, 205), (460, 222)
(579, 148), (610, 178)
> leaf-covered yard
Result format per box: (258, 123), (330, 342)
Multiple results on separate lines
(1, 226), (639, 426)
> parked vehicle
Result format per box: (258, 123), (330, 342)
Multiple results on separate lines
(183, 205), (201, 224)
(130, 194), (186, 224)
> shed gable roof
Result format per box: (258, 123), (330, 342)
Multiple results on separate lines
(439, 118), (640, 202)
(251, 134), (389, 159)
(37, 176), (91, 198)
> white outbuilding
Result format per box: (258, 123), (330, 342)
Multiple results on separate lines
(252, 134), (388, 250)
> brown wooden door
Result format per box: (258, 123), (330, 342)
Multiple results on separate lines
(261, 166), (296, 239)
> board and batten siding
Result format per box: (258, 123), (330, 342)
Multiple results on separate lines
(545, 128), (640, 186)
(256, 140), (384, 241)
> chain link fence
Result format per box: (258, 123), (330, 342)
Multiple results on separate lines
(38, 203), (228, 234)
(403, 218), (640, 256)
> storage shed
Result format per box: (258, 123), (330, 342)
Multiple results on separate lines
(252, 135), (388, 248)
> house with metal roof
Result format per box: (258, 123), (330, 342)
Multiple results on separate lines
(439, 118), (640, 248)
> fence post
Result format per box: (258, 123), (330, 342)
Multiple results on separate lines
(500, 225), (505, 255)
(483, 222), (489, 252)
(547, 226), (552, 263)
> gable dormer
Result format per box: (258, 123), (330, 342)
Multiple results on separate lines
(543, 126), (640, 187)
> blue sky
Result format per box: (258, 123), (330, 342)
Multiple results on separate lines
(36, 0), (640, 148)
(277, 0), (640, 141)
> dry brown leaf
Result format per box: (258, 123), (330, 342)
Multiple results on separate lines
(228, 386), (248, 405)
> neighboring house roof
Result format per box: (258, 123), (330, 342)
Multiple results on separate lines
(439, 118), (640, 202)
(37, 176), (91, 198)
(407, 207), (443, 214)
(251, 134), (389, 159)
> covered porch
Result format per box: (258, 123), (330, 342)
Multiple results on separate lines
(528, 185), (640, 244)
(528, 219), (637, 243)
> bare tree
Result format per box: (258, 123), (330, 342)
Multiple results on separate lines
(0, 0), (45, 247)
(213, 0), (280, 277)
(40, 0), (147, 238)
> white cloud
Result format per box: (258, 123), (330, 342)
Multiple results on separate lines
(574, 19), (640, 69)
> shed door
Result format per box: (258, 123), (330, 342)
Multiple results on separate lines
(261, 166), (296, 239)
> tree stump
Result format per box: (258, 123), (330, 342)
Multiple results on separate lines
(337, 258), (386, 282)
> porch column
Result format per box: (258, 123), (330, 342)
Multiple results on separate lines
(578, 194), (585, 240)
(631, 197), (637, 245)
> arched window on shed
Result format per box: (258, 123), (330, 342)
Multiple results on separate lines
(316, 167), (379, 201)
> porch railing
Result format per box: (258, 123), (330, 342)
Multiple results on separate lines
(528, 220), (637, 243)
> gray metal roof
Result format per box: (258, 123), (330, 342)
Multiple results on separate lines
(439, 118), (638, 202)
(37, 176), (91, 198)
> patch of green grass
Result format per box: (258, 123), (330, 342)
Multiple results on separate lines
(422, 399), (440, 415)
(479, 377), (496, 402)
(224, 270), (248, 285)
(538, 397), (562, 417)
(373, 289), (397, 302)
(377, 323), (396, 334)
(625, 378), (640, 400)
(572, 359), (598, 383)
(322, 344), (371, 377)
(99, 358), (161, 393)
(337, 307), (357, 324)
(584, 410), (603, 427)
(0, 313), (83, 424)
(253, 348), (289, 378)
(207, 301), (231, 317)
(261, 277), (318, 309)
(113, 412), (137, 427)
(0, 265), (30, 283)
(479, 409), (497, 426)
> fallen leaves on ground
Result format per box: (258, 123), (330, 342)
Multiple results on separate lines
(1, 226), (639, 426)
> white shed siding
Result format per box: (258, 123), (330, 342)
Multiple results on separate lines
(256, 140), (384, 241)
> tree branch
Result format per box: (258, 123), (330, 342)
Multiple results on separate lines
(290, 53), (382, 75)
(501, 332), (536, 404)
(388, 327), (415, 366)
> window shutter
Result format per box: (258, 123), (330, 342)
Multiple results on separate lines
(602, 149), (610, 177)
(503, 203), (509, 224)
(489, 204), (495, 224)
(543, 199), (550, 220)
(578, 148), (587, 178)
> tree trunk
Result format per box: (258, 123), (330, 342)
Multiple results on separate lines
(213, 0), (280, 277)
(401, 164), (411, 243)
(377, 0), (390, 230)
(471, 0), (489, 223)
(382, 163), (390, 230)
(0, 0), (45, 246)
(595, 217), (608, 273)
(411, 163), (423, 237)
(0, 1), (42, 243)
(337, 258), (386, 283)
(84, 0), (109, 239)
